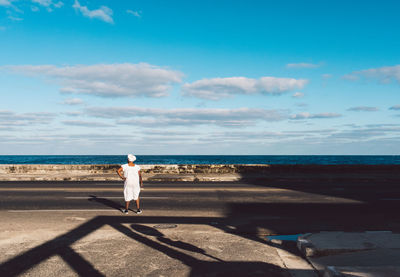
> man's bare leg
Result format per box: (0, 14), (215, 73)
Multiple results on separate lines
(135, 198), (142, 214)
(121, 201), (130, 214)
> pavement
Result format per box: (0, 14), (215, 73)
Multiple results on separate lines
(1, 180), (400, 276)
(0, 210), (318, 277)
(297, 232), (400, 277)
(0, 181), (320, 277)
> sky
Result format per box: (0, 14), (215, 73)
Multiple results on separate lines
(0, 0), (400, 155)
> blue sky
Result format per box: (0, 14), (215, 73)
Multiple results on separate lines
(0, 0), (399, 155)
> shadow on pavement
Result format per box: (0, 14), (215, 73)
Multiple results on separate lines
(236, 165), (400, 233)
(238, 164), (400, 204)
(0, 215), (316, 277)
(223, 201), (400, 259)
(229, 165), (400, 257)
(225, 202), (400, 234)
(131, 224), (224, 262)
(4, 165), (399, 275)
(88, 195), (123, 211)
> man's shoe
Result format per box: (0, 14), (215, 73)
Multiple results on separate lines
(136, 209), (142, 214)
(122, 209), (128, 214)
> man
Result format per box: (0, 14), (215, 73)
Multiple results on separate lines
(117, 154), (143, 214)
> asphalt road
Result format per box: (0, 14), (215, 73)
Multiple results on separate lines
(1, 180), (400, 234)
(1, 180), (400, 276)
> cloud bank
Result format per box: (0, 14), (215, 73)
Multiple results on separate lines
(86, 106), (288, 127)
(32, 0), (63, 11)
(61, 98), (84, 105)
(347, 106), (379, 112)
(0, 110), (56, 127)
(127, 9), (141, 17)
(286, 63), (320, 69)
(182, 76), (308, 100)
(292, 92), (304, 98)
(5, 63), (183, 98)
(290, 112), (342, 120)
(344, 65), (400, 84)
(73, 0), (113, 24)
(62, 120), (113, 127)
(0, 0), (12, 6)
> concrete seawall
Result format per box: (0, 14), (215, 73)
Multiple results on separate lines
(0, 164), (399, 182)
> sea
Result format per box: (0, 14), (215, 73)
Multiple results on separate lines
(0, 155), (399, 165)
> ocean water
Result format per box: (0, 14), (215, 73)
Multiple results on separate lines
(0, 155), (399, 165)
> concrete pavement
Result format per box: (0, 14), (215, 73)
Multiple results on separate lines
(0, 181), (322, 276)
(1, 179), (400, 276)
(297, 232), (400, 277)
(0, 210), (316, 276)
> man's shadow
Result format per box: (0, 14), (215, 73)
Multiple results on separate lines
(88, 195), (124, 212)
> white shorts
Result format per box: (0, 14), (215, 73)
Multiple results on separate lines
(124, 184), (140, 201)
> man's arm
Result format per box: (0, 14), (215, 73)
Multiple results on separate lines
(117, 167), (125, 180)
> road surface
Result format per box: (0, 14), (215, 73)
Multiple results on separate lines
(1, 180), (399, 276)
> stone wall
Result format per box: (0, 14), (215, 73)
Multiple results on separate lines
(0, 164), (399, 182)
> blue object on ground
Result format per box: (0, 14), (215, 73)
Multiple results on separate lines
(266, 234), (303, 241)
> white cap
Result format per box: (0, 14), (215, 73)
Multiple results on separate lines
(127, 154), (136, 162)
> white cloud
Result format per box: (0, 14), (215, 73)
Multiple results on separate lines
(2, 0), (62, 13)
(322, 74), (332, 79)
(127, 9), (141, 17)
(7, 9), (23, 21)
(8, 15), (22, 21)
(292, 92), (304, 98)
(73, 0), (113, 24)
(328, 125), (400, 140)
(344, 65), (400, 84)
(347, 106), (379, 112)
(64, 111), (82, 117)
(1, 1), (22, 13)
(32, 0), (63, 11)
(86, 106), (288, 127)
(0, 0), (11, 6)
(290, 112), (342, 120)
(4, 63), (183, 98)
(118, 118), (254, 127)
(142, 130), (199, 136)
(182, 76), (308, 100)
(53, 1), (63, 7)
(342, 74), (360, 81)
(286, 63), (320, 69)
(61, 98), (84, 105)
(2, 120), (400, 154)
(389, 105), (400, 110)
(0, 110), (56, 126)
(62, 120), (113, 127)
(365, 123), (400, 128)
